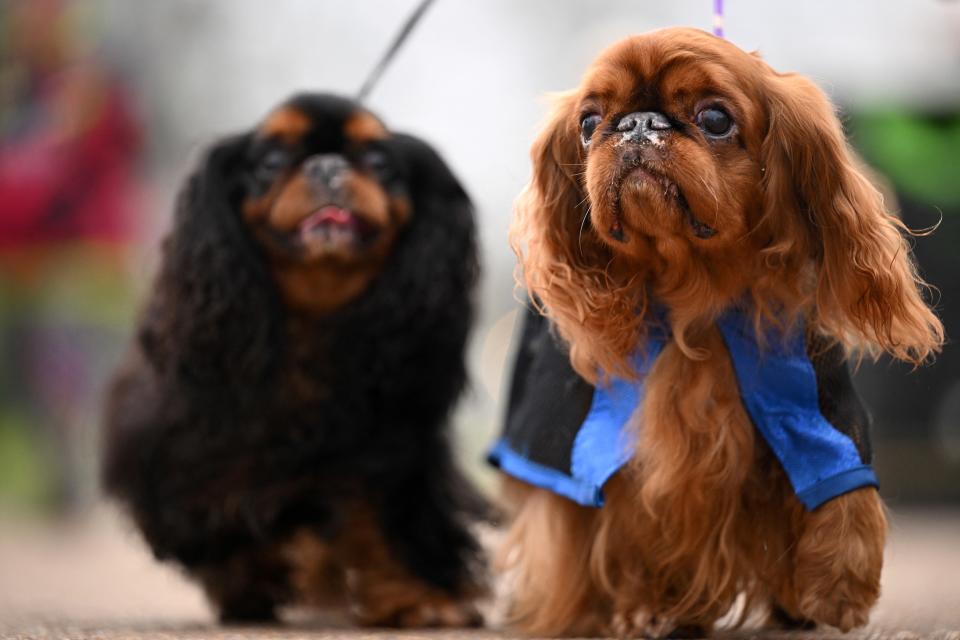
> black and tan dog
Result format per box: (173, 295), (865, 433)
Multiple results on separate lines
(103, 93), (485, 626)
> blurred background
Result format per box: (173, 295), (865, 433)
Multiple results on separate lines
(0, 0), (958, 629)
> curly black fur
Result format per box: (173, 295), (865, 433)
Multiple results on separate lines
(102, 97), (485, 622)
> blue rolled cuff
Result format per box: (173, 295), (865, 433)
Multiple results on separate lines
(795, 465), (879, 510)
(487, 440), (605, 507)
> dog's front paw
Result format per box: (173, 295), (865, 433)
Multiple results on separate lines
(345, 567), (482, 630)
(398, 598), (483, 628)
(610, 608), (679, 639)
(792, 489), (886, 631)
(352, 594), (482, 629)
(796, 592), (869, 633)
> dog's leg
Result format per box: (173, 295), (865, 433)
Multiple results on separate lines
(496, 481), (611, 635)
(335, 500), (482, 628)
(761, 524), (817, 631)
(604, 333), (754, 637)
(194, 545), (293, 623)
(284, 529), (349, 610)
(781, 487), (887, 631)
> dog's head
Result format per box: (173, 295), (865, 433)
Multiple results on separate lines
(245, 96), (406, 261)
(143, 93), (476, 387)
(235, 94), (420, 312)
(513, 28), (942, 379)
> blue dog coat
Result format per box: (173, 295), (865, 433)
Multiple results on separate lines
(489, 306), (877, 510)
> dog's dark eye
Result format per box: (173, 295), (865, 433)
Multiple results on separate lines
(363, 149), (390, 176)
(697, 108), (733, 137)
(580, 114), (602, 146)
(256, 149), (291, 180)
(363, 148), (400, 185)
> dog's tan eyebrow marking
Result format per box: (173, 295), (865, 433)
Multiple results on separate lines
(345, 111), (388, 143)
(259, 107), (311, 143)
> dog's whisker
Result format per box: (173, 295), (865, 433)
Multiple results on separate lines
(695, 173), (721, 222)
(578, 206), (591, 256)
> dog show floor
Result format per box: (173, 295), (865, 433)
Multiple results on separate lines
(1, 506), (958, 640)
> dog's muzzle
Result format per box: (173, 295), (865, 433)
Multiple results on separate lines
(303, 153), (350, 202)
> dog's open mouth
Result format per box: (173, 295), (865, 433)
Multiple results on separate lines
(298, 205), (378, 249)
(614, 162), (717, 240)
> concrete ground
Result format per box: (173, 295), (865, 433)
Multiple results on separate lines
(0, 507), (958, 640)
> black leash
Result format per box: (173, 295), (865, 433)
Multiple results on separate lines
(356, 0), (437, 102)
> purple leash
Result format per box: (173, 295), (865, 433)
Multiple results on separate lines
(713, 0), (724, 38)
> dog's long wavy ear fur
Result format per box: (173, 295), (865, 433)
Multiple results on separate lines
(511, 93), (646, 382)
(760, 73), (944, 364)
(361, 134), (495, 567)
(367, 132), (479, 406)
(140, 134), (282, 392)
(392, 131), (479, 311)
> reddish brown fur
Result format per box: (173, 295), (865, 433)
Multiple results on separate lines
(511, 29), (942, 377)
(501, 333), (888, 636)
(502, 27), (935, 636)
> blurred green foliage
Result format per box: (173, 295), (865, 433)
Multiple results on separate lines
(0, 412), (53, 511)
(0, 249), (135, 512)
(850, 110), (960, 209)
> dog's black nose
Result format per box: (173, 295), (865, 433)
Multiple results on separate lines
(617, 111), (672, 137)
(303, 154), (349, 188)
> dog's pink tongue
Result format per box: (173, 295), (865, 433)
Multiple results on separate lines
(314, 206), (352, 225)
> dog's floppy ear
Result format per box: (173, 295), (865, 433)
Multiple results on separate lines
(140, 133), (282, 391)
(388, 131), (478, 309)
(511, 93), (645, 381)
(344, 132), (478, 410)
(760, 73), (943, 364)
